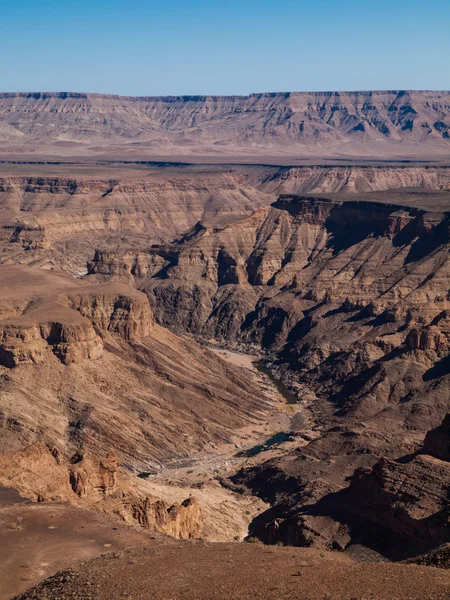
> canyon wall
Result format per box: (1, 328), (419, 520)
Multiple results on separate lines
(0, 90), (449, 158)
(0, 266), (268, 468)
(1, 164), (448, 274)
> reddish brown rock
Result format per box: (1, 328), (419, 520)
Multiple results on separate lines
(130, 496), (202, 540)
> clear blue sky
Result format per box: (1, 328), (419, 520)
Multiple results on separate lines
(1, 0), (449, 95)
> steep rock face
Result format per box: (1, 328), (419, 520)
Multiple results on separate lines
(98, 195), (449, 348)
(424, 414), (450, 462)
(1, 164), (448, 275)
(0, 320), (103, 367)
(92, 195), (450, 434)
(263, 165), (450, 195)
(347, 455), (450, 550)
(327, 414), (450, 554)
(0, 281), (154, 367)
(235, 415), (450, 557)
(0, 91), (449, 158)
(0, 443), (204, 540)
(90, 194), (450, 431)
(68, 453), (119, 499)
(0, 170), (274, 274)
(66, 288), (155, 341)
(130, 496), (202, 540)
(0, 173), (272, 226)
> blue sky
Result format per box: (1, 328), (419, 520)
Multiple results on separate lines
(1, 0), (449, 95)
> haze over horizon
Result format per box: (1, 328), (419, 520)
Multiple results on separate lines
(1, 0), (449, 97)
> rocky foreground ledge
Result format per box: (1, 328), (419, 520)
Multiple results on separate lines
(13, 543), (450, 600)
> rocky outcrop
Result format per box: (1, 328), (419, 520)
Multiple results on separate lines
(130, 496), (202, 540)
(0, 443), (120, 503)
(236, 414), (450, 558)
(87, 249), (168, 280)
(69, 453), (119, 499)
(66, 288), (155, 341)
(406, 326), (449, 353)
(0, 282), (154, 368)
(6, 224), (49, 251)
(0, 442), (204, 540)
(347, 454), (450, 551)
(0, 320), (103, 367)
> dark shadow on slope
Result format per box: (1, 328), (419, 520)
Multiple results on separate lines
(328, 365), (381, 410)
(245, 473), (449, 560)
(423, 356), (450, 381)
(405, 216), (450, 264)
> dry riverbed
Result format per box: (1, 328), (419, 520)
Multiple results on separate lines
(136, 347), (320, 543)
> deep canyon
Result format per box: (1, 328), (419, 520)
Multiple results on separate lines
(0, 91), (450, 600)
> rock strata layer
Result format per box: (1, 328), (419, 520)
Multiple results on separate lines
(0, 90), (449, 158)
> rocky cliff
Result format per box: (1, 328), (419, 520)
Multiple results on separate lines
(0, 442), (203, 540)
(91, 195), (450, 431)
(0, 168), (274, 273)
(234, 415), (450, 558)
(1, 163), (448, 274)
(0, 91), (449, 159)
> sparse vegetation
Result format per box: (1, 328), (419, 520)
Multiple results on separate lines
(10, 516), (23, 531)
(246, 536), (261, 544)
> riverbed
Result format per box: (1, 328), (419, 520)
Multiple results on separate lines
(210, 347), (302, 407)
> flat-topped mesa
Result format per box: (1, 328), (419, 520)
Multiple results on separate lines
(0, 174), (250, 200)
(0, 270), (155, 367)
(265, 165), (450, 195)
(0, 90), (449, 159)
(273, 195), (431, 234)
(65, 287), (154, 341)
(0, 317), (104, 367)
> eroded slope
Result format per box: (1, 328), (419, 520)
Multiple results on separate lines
(0, 90), (449, 159)
(0, 265), (270, 541)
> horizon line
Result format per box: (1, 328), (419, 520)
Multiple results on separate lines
(0, 89), (449, 102)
